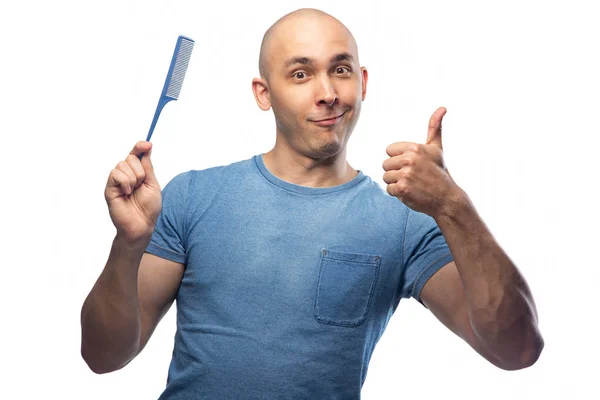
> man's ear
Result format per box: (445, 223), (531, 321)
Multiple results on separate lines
(252, 77), (271, 111)
(360, 67), (368, 101)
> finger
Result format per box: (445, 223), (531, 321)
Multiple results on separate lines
(386, 142), (420, 157)
(127, 141), (159, 187)
(382, 170), (401, 185)
(125, 154), (146, 189)
(129, 141), (152, 157)
(426, 107), (446, 149)
(386, 181), (409, 199)
(115, 160), (137, 195)
(107, 168), (134, 197)
(382, 154), (416, 172)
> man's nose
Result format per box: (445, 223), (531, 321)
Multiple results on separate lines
(316, 77), (338, 107)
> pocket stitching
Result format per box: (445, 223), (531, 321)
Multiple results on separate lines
(314, 251), (381, 327)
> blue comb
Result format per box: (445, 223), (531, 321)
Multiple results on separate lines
(145, 35), (195, 142)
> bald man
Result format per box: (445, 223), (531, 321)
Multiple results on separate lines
(81, 8), (543, 399)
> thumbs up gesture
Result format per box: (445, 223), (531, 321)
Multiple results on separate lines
(382, 107), (463, 219)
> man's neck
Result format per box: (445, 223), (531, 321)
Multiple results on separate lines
(262, 147), (358, 188)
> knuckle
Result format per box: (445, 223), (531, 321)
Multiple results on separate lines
(382, 158), (390, 170)
(386, 143), (398, 156)
(386, 184), (395, 196)
(395, 179), (408, 192)
(409, 143), (421, 153)
(126, 154), (139, 164)
(404, 157), (415, 167)
(382, 172), (391, 184)
(386, 159), (399, 171)
(385, 170), (400, 183)
(108, 169), (121, 182)
(135, 172), (146, 184)
(387, 182), (408, 198)
(427, 144), (441, 156)
(108, 169), (128, 188)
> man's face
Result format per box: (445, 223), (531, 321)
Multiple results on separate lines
(262, 17), (367, 159)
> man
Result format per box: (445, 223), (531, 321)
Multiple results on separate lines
(81, 8), (544, 399)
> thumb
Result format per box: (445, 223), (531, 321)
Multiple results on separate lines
(140, 146), (159, 187)
(426, 107), (446, 149)
(131, 141), (159, 187)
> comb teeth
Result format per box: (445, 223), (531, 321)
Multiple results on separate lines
(166, 38), (194, 99)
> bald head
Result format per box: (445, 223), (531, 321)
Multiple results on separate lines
(258, 8), (359, 80)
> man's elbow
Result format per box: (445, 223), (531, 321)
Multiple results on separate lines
(499, 332), (545, 371)
(81, 344), (130, 375)
(85, 361), (114, 375)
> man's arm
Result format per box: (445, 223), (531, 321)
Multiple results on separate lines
(420, 190), (543, 370)
(81, 242), (183, 374)
(81, 141), (184, 374)
(383, 107), (543, 370)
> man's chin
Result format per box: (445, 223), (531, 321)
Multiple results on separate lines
(307, 139), (345, 161)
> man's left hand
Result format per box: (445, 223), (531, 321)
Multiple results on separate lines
(382, 107), (462, 219)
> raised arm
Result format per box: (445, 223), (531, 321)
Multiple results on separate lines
(383, 107), (543, 370)
(80, 142), (184, 374)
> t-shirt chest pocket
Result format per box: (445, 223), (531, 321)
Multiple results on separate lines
(314, 249), (381, 327)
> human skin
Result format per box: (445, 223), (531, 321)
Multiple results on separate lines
(252, 9), (367, 188)
(383, 108), (544, 369)
(80, 141), (186, 374)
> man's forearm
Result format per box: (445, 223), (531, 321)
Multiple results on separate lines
(80, 235), (149, 373)
(434, 189), (543, 369)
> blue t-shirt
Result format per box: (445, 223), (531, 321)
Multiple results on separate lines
(146, 154), (454, 399)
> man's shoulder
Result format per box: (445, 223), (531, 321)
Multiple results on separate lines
(192, 155), (256, 177)
(168, 155), (257, 188)
(356, 174), (410, 210)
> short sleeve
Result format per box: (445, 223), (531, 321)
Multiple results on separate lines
(399, 209), (454, 305)
(145, 172), (191, 264)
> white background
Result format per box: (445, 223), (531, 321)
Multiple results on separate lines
(1, 0), (598, 399)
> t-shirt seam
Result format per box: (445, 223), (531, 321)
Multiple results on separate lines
(253, 155), (368, 196)
(411, 252), (453, 297)
(401, 207), (410, 275)
(183, 171), (192, 248)
(323, 257), (378, 264)
(148, 241), (186, 259)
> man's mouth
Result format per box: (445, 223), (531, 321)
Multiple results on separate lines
(310, 111), (346, 126)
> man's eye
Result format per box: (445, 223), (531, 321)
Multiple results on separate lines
(335, 67), (351, 75)
(293, 72), (307, 79)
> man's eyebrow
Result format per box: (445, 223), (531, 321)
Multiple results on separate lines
(330, 52), (355, 64)
(283, 53), (355, 69)
(284, 56), (315, 68)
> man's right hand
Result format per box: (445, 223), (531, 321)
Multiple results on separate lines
(105, 141), (162, 243)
